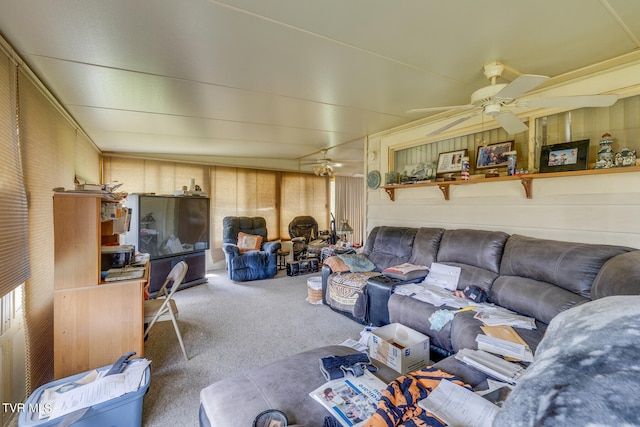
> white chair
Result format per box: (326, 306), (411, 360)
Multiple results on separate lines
(144, 261), (189, 360)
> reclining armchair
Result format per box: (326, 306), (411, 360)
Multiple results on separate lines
(222, 216), (281, 281)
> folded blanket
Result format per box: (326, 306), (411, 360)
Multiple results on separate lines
(364, 366), (470, 427)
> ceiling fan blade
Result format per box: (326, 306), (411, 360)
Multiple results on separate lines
(426, 111), (480, 136)
(407, 104), (474, 114)
(494, 74), (549, 100)
(493, 111), (529, 134)
(518, 94), (618, 108)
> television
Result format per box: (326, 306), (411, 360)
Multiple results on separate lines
(124, 194), (210, 259)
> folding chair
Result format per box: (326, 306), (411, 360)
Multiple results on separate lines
(144, 261), (189, 360)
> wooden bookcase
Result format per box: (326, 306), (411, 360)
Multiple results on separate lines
(53, 192), (146, 379)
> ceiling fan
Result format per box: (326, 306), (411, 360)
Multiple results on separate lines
(300, 149), (343, 176)
(408, 61), (618, 136)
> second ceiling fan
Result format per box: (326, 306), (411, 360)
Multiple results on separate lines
(408, 61), (618, 136)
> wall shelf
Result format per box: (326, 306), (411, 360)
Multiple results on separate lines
(381, 166), (640, 201)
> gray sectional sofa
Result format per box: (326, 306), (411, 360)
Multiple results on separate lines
(200, 226), (640, 426)
(323, 226), (640, 360)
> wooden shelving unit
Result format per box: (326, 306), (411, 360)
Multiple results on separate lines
(380, 166), (640, 201)
(53, 192), (147, 379)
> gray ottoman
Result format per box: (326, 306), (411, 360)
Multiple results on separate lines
(199, 345), (401, 427)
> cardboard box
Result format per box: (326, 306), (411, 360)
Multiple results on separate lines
(369, 323), (430, 374)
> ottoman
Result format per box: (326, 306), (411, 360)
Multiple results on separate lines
(199, 345), (401, 427)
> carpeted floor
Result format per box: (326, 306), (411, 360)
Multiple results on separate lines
(141, 269), (366, 427)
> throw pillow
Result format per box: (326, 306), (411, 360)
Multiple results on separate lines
(323, 256), (350, 272)
(237, 232), (263, 253)
(382, 262), (429, 281)
(338, 253), (376, 273)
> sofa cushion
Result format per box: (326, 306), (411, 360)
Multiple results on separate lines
(490, 275), (590, 324)
(364, 226), (419, 270)
(591, 250), (640, 299)
(493, 295), (640, 427)
(449, 310), (548, 354)
(499, 234), (631, 298)
(436, 229), (508, 273)
(388, 294), (454, 353)
(409, 227), (445, 267)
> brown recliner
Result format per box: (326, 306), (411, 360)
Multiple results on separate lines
(288, 216), (318, 260)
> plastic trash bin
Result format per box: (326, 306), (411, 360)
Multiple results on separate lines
(18, 360), (150, 427)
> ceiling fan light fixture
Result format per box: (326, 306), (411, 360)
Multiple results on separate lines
(314, 164), (334, 177)
(484, 103), (501, 116)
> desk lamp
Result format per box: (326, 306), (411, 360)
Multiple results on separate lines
(337, 219), (353, 244)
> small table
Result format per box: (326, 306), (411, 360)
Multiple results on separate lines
(277, 250), (290, 270)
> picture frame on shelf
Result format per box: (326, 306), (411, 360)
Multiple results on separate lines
(539, 139), (590, 173)
(476, 141), (514, 170)
(436, 149), (467, 175)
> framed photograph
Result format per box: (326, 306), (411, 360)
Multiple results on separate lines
(539, 139), (590, 173)
(476, 141), (514, 170)
(436, 149), (467, 175)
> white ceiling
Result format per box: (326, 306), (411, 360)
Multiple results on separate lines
(1, 0), (639, 175)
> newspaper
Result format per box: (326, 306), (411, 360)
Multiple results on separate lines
(309, 370), (386, 427)
(418, 378), (500, 427)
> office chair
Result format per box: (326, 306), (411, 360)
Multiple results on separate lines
(144, 261), (189, 360)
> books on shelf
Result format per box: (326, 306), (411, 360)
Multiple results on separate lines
(309, 371), (386, 427)
(104, 267), (146, 282)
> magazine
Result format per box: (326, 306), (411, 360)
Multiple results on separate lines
(309, 371), (386, 427)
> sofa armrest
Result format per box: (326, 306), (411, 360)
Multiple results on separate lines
(262, 240), (281, 254)
(222, 242), (240, 257)
(321, 264), (333, 305)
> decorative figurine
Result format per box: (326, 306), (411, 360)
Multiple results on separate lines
(595, 132), (614, 169)
(614, 148), (637, 167)
(461, 157), (470, 180)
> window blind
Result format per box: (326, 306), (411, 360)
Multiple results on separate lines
(0, 49), (30, 299)
(19, 67), (92, 393)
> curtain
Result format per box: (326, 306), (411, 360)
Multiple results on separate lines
(335, 176), (364, 245)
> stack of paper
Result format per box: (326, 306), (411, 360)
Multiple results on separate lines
(455, 348), (525, 385)
(394, 283), (471, 309)
(476, 334), (534, 362)
(473, 306), (536, 329)
(424, 263), (461, 291)
(104, 267), (146, 282)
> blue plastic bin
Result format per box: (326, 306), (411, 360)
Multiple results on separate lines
(18, 361), (150, 427)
